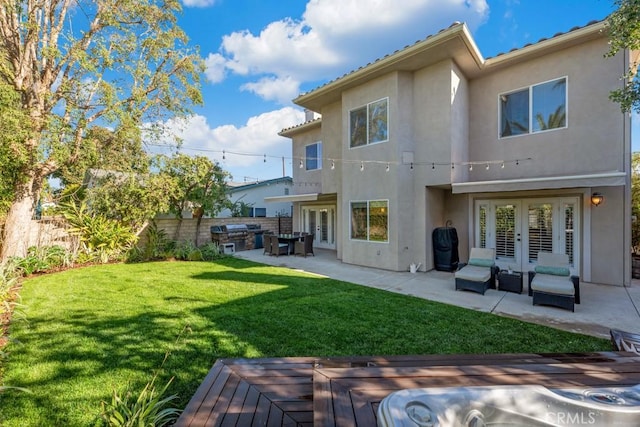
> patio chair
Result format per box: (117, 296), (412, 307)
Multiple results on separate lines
(610, 329), (640, 355)
(294, 233), (314, 257)
(454, 248), (498, 295)
(273, 236), (289, 257)
(528, 252), (580, 312)
(263, 234), (272, 255)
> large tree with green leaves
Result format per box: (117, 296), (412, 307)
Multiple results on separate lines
(0, 0), (203, 260)
(158, 154), (230, 246)
(606, 0), (640, 112)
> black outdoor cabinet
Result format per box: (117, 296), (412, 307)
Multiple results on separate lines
(432, 226), (459, 272)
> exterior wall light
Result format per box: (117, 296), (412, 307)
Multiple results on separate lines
(591, 192), (604, 207)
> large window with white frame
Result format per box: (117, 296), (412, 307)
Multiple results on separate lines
(350, 98), (389, 148)
(499, 77), (567, 138)
(350, 200), (388, 242)
(305, 142), (322, 170)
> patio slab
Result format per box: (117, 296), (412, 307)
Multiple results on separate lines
(235, 248), (640, 339)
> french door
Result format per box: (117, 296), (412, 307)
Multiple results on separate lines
(475, 197), (579, 273)
(301, 205), (336, 250)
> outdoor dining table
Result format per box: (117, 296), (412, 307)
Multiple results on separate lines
(277, 234), (301, 255)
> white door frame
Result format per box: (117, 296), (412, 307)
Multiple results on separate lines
(475, 197), (580, 274)
(300, 205), (336, 250)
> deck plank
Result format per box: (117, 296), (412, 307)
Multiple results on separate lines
(176, 352), (640, 427)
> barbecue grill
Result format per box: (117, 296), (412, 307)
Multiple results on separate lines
(210, 224), (252, 251)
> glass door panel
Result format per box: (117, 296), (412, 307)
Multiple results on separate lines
(301, 205), (336, 250)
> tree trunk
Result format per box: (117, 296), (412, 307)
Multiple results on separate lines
(1, 181), (37, 261)
(195, 215), (203, 247)
(174, 218), (183, 241)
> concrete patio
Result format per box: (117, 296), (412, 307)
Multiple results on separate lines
(235, 248), (640, 340)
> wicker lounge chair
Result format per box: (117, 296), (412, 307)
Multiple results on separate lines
(528, 252), (580, 312)
(454, 248), (498, 295)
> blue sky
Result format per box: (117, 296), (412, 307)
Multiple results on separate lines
(162, 0), (621, 182)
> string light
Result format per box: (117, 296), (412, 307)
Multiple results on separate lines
(146, 143), (531, 172)
(410, 162), (414, 170)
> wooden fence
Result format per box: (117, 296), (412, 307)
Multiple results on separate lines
(7, 216), (292, 252)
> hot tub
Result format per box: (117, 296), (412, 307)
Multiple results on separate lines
(377, 384), (640, 426)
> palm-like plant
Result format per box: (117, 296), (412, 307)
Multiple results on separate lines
(535, 105), (566, 131)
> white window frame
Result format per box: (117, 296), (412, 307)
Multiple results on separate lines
(305, 141), (322, 170)
(499, 76), (568, 139)
(349, 97), (389, 148)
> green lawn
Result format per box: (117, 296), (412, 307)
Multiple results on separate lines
(0, 258), (609, 426)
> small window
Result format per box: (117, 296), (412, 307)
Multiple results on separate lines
(500, 77), (566, 138)
(305, 142), (322, 170)
(350, 98), (388, 147)
(350, 200), (388, 242)
(284, 187), (290, 195)
(254, 207), (266, 217)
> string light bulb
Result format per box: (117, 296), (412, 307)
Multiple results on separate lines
(299, 160), (303, 169)
(360, 161), (364, 171)
(386, 163), (390, 172)
(469, 164), (473, 171)
(263, 154), (266, 163)
(331, 160), (335, 170)
(222, 150), (225, 160)
(410, 162), (414, 170)
(485, 163), (490, 170)
(501, 162), (505, 169)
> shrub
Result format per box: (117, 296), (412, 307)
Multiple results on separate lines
(172, 240), (197, 261)
(141, 221), (172, 261)
(10, 245), (73, 276)
(100, 377), (181, 427)
(199, 242), (224, 261)
(60, 201), (137, 263)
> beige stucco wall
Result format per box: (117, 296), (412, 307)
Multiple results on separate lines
(468, 38), (625, 180)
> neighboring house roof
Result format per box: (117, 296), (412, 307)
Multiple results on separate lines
(227, 176), (293, 194)
(83, 168), (138, 188)
(292, 20), (606, 112)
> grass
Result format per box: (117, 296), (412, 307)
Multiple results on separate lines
(0, 258), (609, 426)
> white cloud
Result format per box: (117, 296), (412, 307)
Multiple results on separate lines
(182, 0), (216, 7)
(154, 108), (305, 175)
(205, 0), (489, 102)
(204, 53), (228, 83)
(241, 76), (301, 104)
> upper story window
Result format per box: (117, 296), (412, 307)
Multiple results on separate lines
(305, 142), (322, 170)
(499, 77), (567, 138)
(350, 97), (389, 148)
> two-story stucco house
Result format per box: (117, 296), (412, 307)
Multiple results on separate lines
(274, 20), (635, 287)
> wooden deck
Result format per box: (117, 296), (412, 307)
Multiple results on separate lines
(175, 352), (640, 426)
